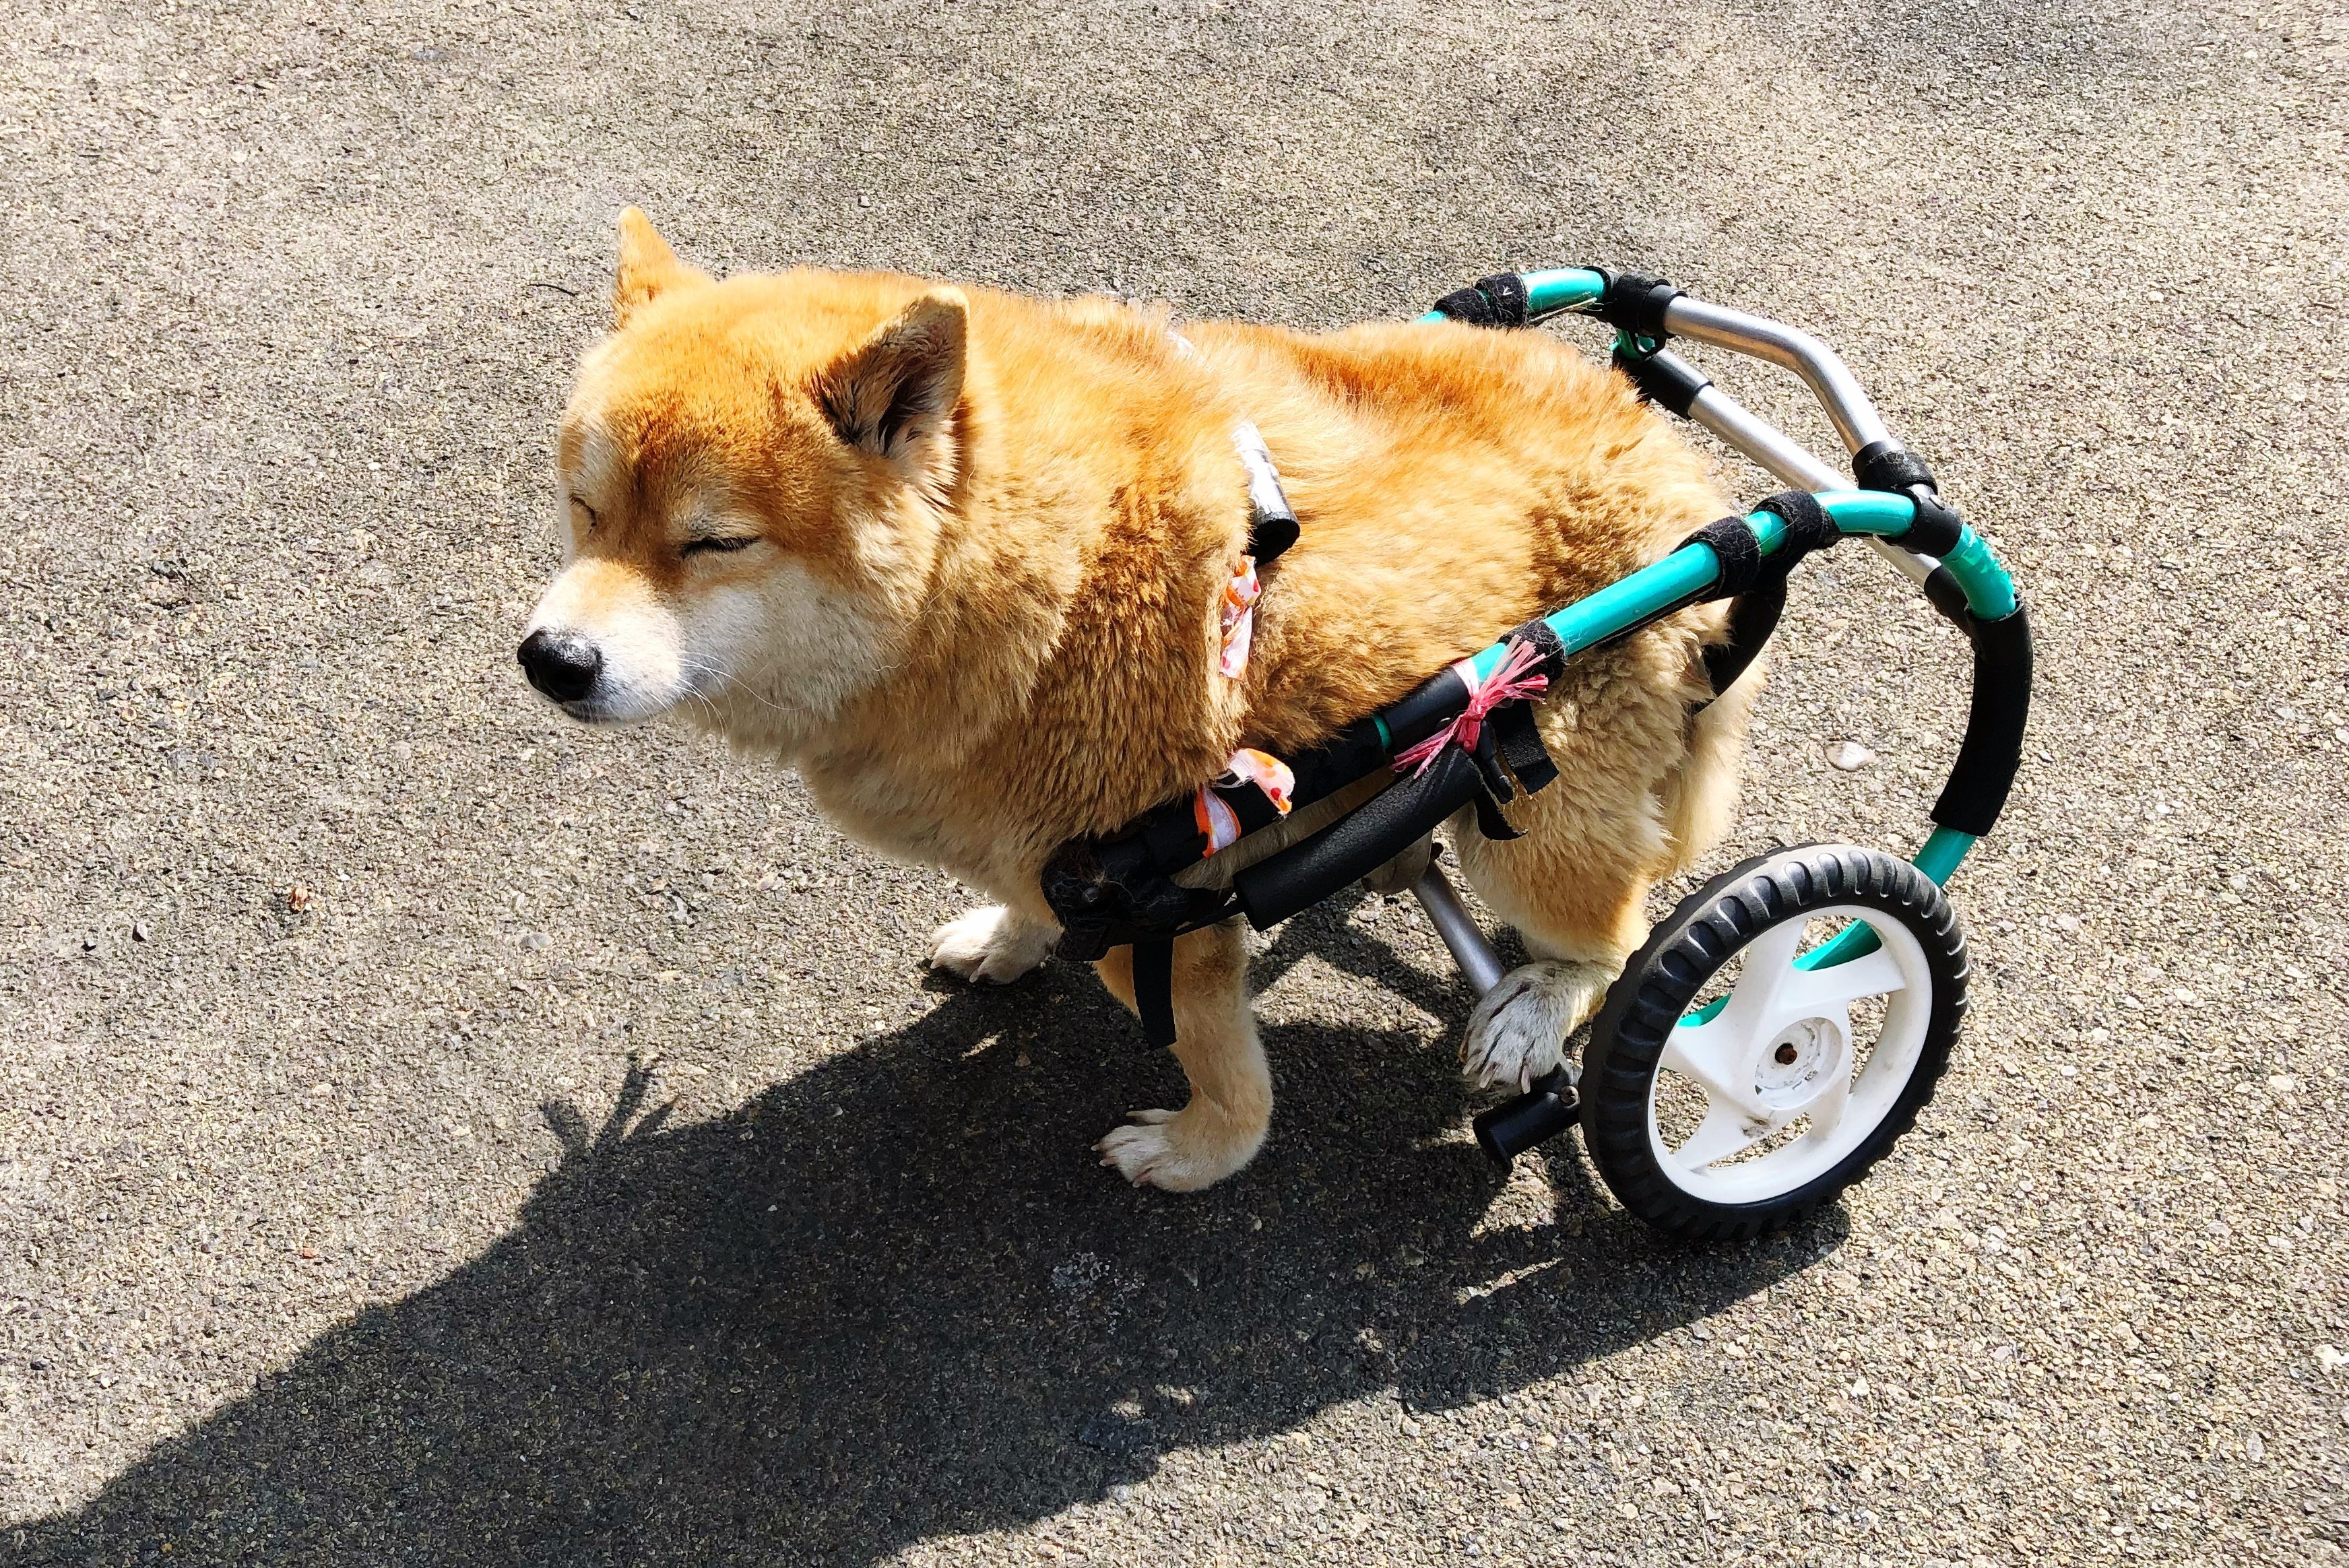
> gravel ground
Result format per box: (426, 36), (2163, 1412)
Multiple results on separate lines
(3, 1), (2346, 1563)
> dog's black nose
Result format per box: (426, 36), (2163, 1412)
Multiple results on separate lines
(517, 629), (602, 703)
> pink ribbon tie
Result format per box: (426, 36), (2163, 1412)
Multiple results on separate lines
(1392, 638), (1550, 778)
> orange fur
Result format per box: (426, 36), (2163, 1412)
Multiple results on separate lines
(523, 211), (1755, 1188)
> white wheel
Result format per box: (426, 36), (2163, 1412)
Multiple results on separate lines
(1646, 906), (1931, 1205)
(1581, 844), (1968, 1241)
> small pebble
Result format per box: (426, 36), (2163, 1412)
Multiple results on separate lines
(1825, 739), (1877, 771)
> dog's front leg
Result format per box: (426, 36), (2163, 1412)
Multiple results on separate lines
(1092, 919), (1268, 1191)
(928, 902), (1060, 984)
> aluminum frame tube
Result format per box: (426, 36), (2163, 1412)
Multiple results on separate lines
(1411, 865), (1508, 995)
(1679, 376), (1937, 588)
(1661, 296), (1894, 455)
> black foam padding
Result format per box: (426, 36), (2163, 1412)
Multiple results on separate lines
(1931, 601), (2033, 837)
(1280, 718), (1392, 816)
(1472, 1067), (1581, 1168)
(1378, 663), (1478, 756)
(1248, 510), (1301, 564)
(1921, 564), (1970, 628)
(1613, 346), (1712, 415)
(1234, 746), (1485, 929)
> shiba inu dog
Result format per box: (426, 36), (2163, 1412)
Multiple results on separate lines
(519, 210), (1756, 1191)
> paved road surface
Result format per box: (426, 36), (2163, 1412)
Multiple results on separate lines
(3, 1), (2345, 1563)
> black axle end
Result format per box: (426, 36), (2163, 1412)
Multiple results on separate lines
(1473, 1067), (1582, 1170)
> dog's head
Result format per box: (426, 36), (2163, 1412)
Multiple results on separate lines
(517, 210), (965, 749)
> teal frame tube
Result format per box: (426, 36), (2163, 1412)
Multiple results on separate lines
(1465, 490), (1942, 683)
(1416, 267), (1606, 325)
(1434, 482), (2003, 1020)
(1681, 824), (1978, 1020)
(1409, 272), (2020, 1012)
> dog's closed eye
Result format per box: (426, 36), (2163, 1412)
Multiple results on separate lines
(680, 535), (759, 558)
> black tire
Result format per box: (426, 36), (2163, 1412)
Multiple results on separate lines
(1581, 843), (1969, 1243)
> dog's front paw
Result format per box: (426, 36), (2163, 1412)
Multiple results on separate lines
(928, 905), (1057, 984)
(1096, 1105), (1264, 1192)
(1460, 960), (1611, 1090)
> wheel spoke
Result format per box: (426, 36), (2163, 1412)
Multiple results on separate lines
(1660, 1017), (1759, 1115)
(1782, 944), (1908, 1016)
(1715, 916), (1813, 1035)
(1673, 1105), (1772, 1171)
(1802, 1058), (1853, 1138)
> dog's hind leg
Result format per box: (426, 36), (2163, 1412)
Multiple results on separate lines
(929, 903), (1060, 984)
(1447, 632), (1735, 1090)
(1450, 818), (1654, 1091)
(1092, 919), (1269, 1191)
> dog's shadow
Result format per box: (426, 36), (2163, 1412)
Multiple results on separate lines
(12, 903), (1841, 1565)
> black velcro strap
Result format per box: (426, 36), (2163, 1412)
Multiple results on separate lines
(1593, 271), (1682, 339)
(1430, 286), (1501, 327)
(1473, 273), (1529, 327)
(1489, 618), (1564, 795)
(1429, 274), (1529, 329)
(1506, 617), (1568, 680)
(1755, 490), (1839, 560)
(1471, 786), (1523, 841)
(1698, 573), (1785, 707)
(1132, 938), (1177, 1049)
(1680, 517), (1764, 601)
(1852, 440), (1937, 496)
(1490, 702), (1557, 795)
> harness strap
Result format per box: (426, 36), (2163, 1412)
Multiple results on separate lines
(1232, 419), (1300, 564)
(1486, 618), (1565, 798)
(1132, 938), (1178, 1050)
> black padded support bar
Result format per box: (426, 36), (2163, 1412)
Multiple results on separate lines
(1592, 271), (1682, 339)
(1378, 664), (1478, 756)
(1931, 601), (2033, 837)
(1234, 745), (1485, 929)
(1132, 938), (1178, 1049)
(1613, 345), (1712, 416)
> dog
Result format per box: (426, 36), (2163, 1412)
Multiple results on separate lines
(518, 210), (1758, 1191)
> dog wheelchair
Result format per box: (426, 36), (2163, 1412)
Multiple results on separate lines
(1041, 269), (2031, 1241)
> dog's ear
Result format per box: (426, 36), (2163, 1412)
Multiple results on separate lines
(816, 289), (967, 497)
(612, 207), (711, 329)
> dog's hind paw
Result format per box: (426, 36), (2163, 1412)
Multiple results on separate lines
(928, 905), (1058, 984)
(1460, 959), (1611, 1091)
(1097, 1105), (1264, 1192)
